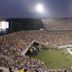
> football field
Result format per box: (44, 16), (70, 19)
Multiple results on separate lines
(33, 48), (72, 69)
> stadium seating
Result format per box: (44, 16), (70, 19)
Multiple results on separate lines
(0, 30), (72, 71)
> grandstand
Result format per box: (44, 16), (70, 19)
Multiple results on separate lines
(1, 18), (72, 72)
(42, 18), (72, 30)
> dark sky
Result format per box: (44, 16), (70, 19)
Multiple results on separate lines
(0, 0), (72, 18)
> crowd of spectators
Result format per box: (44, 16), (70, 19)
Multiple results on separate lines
(0, 30), (72, 72)
(0, 58), (11, 67)
(23, 30), (72, 46)
(0, 30), (47, 71)
(0, 55), (47, 72)
(1, 30), (72, 50)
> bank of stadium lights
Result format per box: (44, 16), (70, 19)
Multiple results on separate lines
(36, 4), (44, 13)
(0, 21), (9, 31)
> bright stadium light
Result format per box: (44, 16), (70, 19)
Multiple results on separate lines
(36, 4), (44, 13)
(0, 21), (9, 31)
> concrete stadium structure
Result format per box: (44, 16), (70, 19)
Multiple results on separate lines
(42, 19), (72, 30)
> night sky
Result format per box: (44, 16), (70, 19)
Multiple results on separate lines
(0, 0), (72, 18)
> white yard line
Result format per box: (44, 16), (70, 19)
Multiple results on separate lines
(67, 48), (72, 55)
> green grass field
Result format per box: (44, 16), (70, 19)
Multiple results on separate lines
(33, 48), (72, 69)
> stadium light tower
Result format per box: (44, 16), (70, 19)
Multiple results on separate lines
(36, 4), (44, 13)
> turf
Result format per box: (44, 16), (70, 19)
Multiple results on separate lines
(33, 48), (72, 69)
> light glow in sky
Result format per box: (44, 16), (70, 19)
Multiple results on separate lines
(36, 4), (44, 13)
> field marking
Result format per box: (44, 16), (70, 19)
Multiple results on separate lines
(67, 48), (72, 55)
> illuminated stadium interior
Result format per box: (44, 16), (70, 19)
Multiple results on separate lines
(0, 18), (72, 72)
(1, 0), (72, 72)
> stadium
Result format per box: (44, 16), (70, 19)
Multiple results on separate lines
(1, 18), (72, 72)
